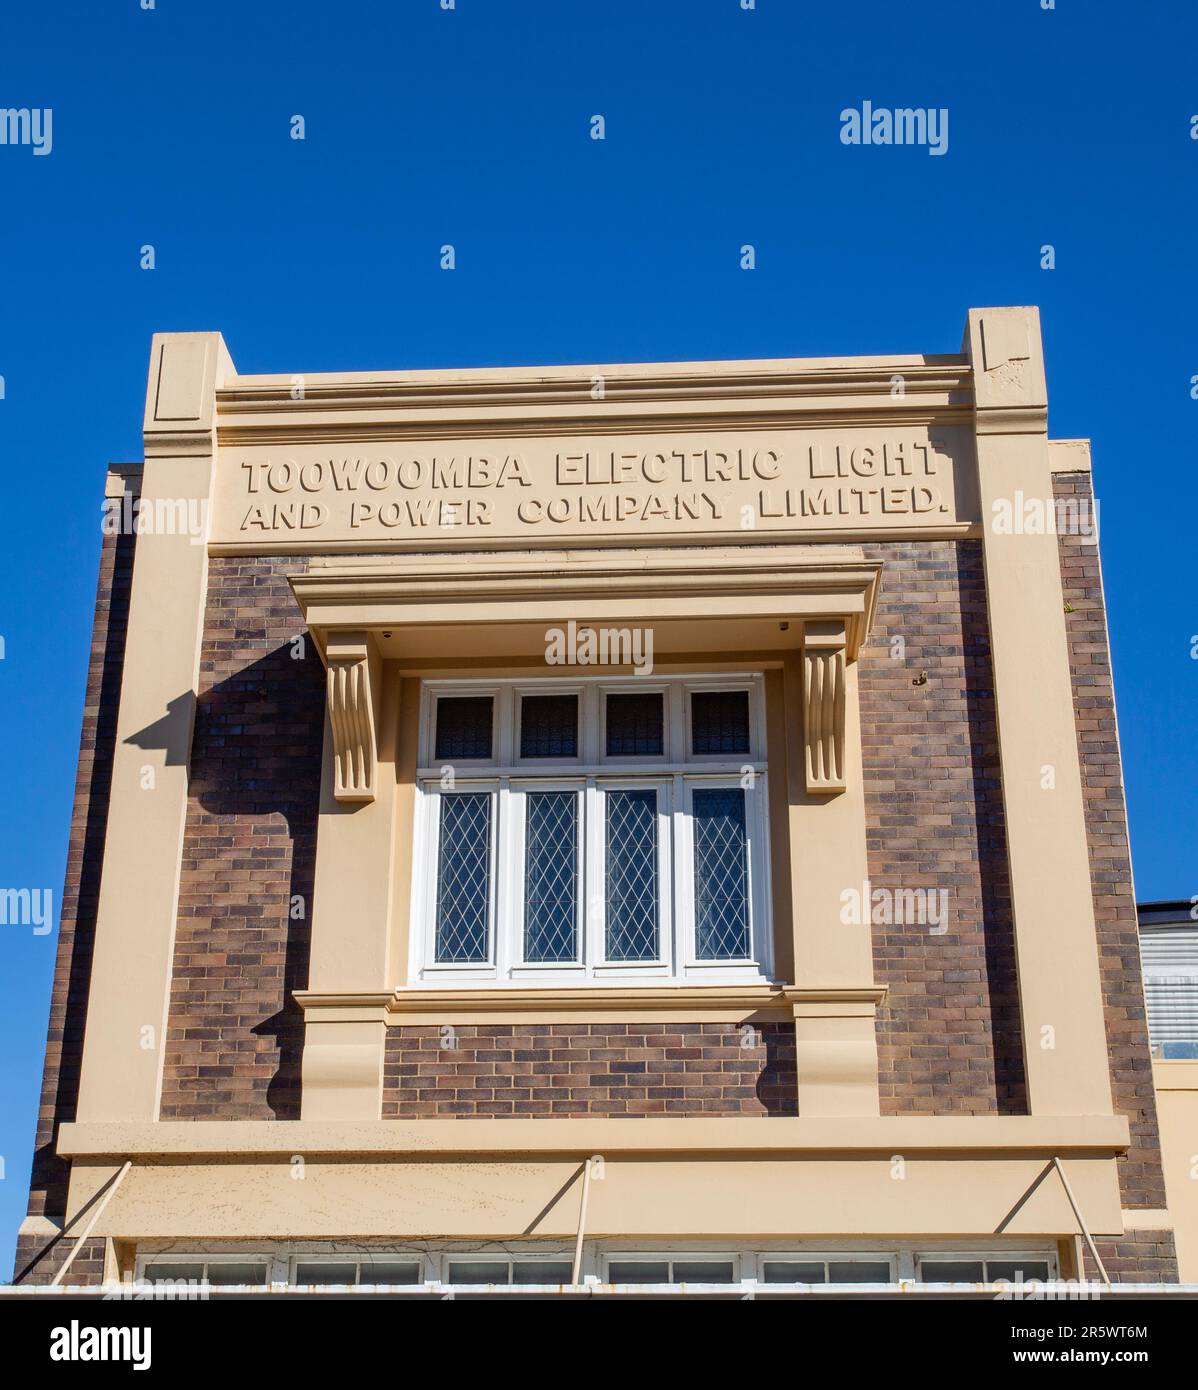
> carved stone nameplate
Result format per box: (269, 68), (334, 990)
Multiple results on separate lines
(211, 424), (977, 551)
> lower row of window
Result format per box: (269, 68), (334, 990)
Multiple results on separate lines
(140, 1252), (1056, 1287)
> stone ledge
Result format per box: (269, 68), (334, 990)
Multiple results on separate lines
(57, 1113), (1131, 1160)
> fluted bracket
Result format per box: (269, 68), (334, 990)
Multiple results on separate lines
(802, 622), (847, 794)
(325, 631), (377, 802)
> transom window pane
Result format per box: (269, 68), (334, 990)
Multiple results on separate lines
(919, 1260), (983, 1282)
(524, 791), (579, 963)
(447, 1260), (509, 1285)
(762, 1261), (826, 1284)
(204, 1263), (268, 1286)
(295, 1261), (356, 1285)
(692, 788), (750, 960)
(143, 1262), (205, 1283)
(512, 1260), (573, 1285)
(520, 694), (578, 758)
(608, 1261), (669, 1284)
(672, 1260), (736, 1283)
(363, 1262), (422, 1285)
(605, 692), (664, 756)
(435, 696), (493, 760)
(691, 690), (750, 754)
(828, 1260), (890, 1284)
(605, 789), (659, 961)
(607, 1259), (734, 1284)
(435, 793), (491, 963)
(986, 1260), (1051, 1283)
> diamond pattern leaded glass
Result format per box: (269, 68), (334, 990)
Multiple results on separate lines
(520, 695), (578, 759)
(434, 696), (493, 760)
(434, 793), (491, 962)
(524, 791), (578, 962)
(605, 789), (659, 961)
(605, 693), (664, 756)
(691, 690), (750, 755)
(692, 787), (749, 960)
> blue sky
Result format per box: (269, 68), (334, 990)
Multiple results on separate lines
(1, 0), (1195, 1272)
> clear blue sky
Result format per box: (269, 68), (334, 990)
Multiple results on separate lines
(1, 0), (1195, 1273)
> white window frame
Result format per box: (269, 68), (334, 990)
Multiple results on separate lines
(409, 674), (771, 987)
(417, 781), (502, 982)
(510, 779), (586, 977)
(600, 1250), (744, 1285)
(914, 1249), (1060, 1283)
(289, 1255), (426, 1286)
(437, 1252), (576, 1286)
(136, 1253), (273, 1287)
(753, 1252), (897, 1284)
(677, 776), (767, 973)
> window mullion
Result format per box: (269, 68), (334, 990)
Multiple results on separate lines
(495, 778), (513, 975)
(670, 774), (686, 975)
(583, 777), (601, 974)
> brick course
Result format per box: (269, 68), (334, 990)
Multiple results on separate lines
(158, 555), (325, 1120)
(860, 539), (1025, 1114)
(1084, 1230), (1178, 1285)
(382, 1022), (797, 1117)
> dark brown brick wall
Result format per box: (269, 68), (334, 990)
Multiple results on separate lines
(382, 1022), (797, 1117)
(14, 508), (136, 1285)
(13, 1235), (106, 1289)
(158, 556), (325, 1120)
(1055, 470), (1169, 1215)
(1084, 1230), (1178, 1285)
(860, 539), (1024, 1115)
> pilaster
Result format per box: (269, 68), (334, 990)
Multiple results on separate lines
(76, 333), (233, 1122)
(966, 306), (1113, 1117)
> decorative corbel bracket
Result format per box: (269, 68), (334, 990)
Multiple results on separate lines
(324, 631), (378, 802)
(802, 620), (848, 795)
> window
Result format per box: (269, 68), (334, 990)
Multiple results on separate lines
(293, 1260), (422, 1286)
(412, 676), (770, 984)
(760, 1258), (891, 1284)
(142, 1259), (269, 1287)
(1140, 919), (1198, 1058)
(520, 694), (578, 759)
(434, 695), (494, 761)
(917, 1256), (1052, 1284)
(444, 1258), (573, 1286)
(605, 1256), (738, 1284)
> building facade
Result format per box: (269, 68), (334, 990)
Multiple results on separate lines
(13, 307), (1180, 1292)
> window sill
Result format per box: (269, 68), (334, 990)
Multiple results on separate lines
(293, 983), (887, 1026)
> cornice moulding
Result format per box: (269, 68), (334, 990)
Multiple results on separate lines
(289, 546), (884, 661)
(213, 356), (973, 443)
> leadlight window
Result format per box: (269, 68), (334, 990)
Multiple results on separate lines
(519, 694), (578, 758)
(434, 695), (493, 760)
(414, 675), (769, 983)
(605, 692), (664, 756)
(691, 689), (751, 755)
(434, 793), (492, 963)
